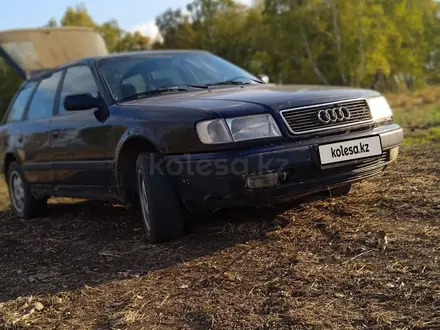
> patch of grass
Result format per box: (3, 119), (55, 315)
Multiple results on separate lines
(393, 104), (440, 149)
(402, 126), (440, 148)
(0, 180), (9, 212)
(384, 85), (440, 108)
(393, 104), (440, 128)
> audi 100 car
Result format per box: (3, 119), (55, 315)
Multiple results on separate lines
(0, 28), (403, 243)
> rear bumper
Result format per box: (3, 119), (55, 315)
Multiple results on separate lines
(165, 124), (403, 212)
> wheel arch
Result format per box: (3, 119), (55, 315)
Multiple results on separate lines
(3, 152), (19, 183)
(115, 134), (162, 206)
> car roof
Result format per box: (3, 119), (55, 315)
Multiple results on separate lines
(87, 49), (209, 61)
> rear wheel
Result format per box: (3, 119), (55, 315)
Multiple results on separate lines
(7, 162), (47, 219)
(135, 152), (185, 243)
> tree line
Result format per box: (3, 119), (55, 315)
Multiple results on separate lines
(1, 0), (439, 114)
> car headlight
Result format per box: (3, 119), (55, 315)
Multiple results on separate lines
(196, 114), (282, 144)
(368, 96), (393, 121)
(195, 119), (233, 144)
(226, 114), (281, 142)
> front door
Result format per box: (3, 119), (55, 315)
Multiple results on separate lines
(49, 65), (112, 189)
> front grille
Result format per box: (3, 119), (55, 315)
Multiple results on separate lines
(280, 99), (373, 134)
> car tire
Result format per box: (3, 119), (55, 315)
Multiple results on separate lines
(7, 162), (47, 219)
(135, 152), (185, 243)
(329, 184), (352, 197)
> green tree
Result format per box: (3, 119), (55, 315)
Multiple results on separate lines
(115, 31), (151, 52)
(0, 60), (22, 118)
(1, 0), (439, 120)
(45, 18), (58, 27)
(61, 5), (96, 28)
(58, 5), (150, 52)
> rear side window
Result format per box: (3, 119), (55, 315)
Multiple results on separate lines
(27, 71), (63, 120)
(6, 82), (37, 123)
(58, 66), (98, 115)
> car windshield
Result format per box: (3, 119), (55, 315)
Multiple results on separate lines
(98, 52), (261, 101)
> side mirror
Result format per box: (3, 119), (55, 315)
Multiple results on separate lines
(64, 93), (101, 111)
(257, 74), (270, 84)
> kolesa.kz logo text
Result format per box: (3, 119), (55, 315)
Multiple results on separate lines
(331, 142), (370, 158)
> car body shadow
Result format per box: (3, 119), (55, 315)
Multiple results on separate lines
(0, 198), (301, 303)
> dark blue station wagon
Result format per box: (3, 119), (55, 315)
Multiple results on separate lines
(0, 28), (403, 242)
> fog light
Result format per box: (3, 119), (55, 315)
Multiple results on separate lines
(246, 172), (279, 189)
(389, 146), (399, 161)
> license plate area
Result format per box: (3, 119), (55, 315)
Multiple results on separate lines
(318, 136), (382, 165)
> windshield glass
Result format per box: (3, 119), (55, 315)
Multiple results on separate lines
(98, 52), (259, 101)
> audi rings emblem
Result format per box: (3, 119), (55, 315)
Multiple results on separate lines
(317, 107), (351, 124)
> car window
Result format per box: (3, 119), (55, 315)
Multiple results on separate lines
(58, 66), (98, 115)
(122, 73), (147, 94)
(116, 63), (185, 99)
(182, 57), (223, 82)
(6, 82), (37, 123)
(149, 67), (185, 87)
(26, 71), (63, 120)
(99, 53), (259, 101)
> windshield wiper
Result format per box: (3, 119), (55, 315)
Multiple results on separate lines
(205, 76), (264, 87)
(184, 84), (210, 89)
(119, 85), (208, 102)
(205, 80), (252, 86)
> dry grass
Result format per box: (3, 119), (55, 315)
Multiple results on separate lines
(384, 86), (440, 109)
(393, 104), (440, 149)
(0, 102), (439, 329)
(0, 147), (438, 329)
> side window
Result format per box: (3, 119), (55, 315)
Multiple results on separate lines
(59, 66), (99, 115)
(6, 82), (37, 123)
(27, 71), (63, 120)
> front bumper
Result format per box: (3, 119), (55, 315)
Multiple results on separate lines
(165, 124), (403, 212)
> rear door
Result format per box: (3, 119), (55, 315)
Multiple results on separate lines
(0, 82), (37, 177)
(49, 64), (113, 189)
(19, 71), (63, 185)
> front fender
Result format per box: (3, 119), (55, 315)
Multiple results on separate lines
(115, 126), (168, 159)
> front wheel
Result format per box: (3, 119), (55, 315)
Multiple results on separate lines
(135, 153), (185, 243)
(7, 162), (47, 219)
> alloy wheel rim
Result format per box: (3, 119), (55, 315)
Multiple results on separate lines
(137, 170), (151, 235)
(9, 171), (25, 212)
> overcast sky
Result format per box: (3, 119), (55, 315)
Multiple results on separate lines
(0, 0), (251, 40)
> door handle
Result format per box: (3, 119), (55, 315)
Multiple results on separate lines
(51, 130), (60, 138)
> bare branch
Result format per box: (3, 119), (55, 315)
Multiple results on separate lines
(300, 22), (329, 85)
(331, 1), (347, 84)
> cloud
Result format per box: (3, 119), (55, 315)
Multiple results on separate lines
(236, 0), (251, 5)
(235, 0), (253, 6)
(130, 20), (162, 42)
(130, 0), (254, 43)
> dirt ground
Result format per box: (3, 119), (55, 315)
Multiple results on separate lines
(0, 115), (439, 328)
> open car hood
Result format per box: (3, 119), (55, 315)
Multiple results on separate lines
(0, 27), (108, 79)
